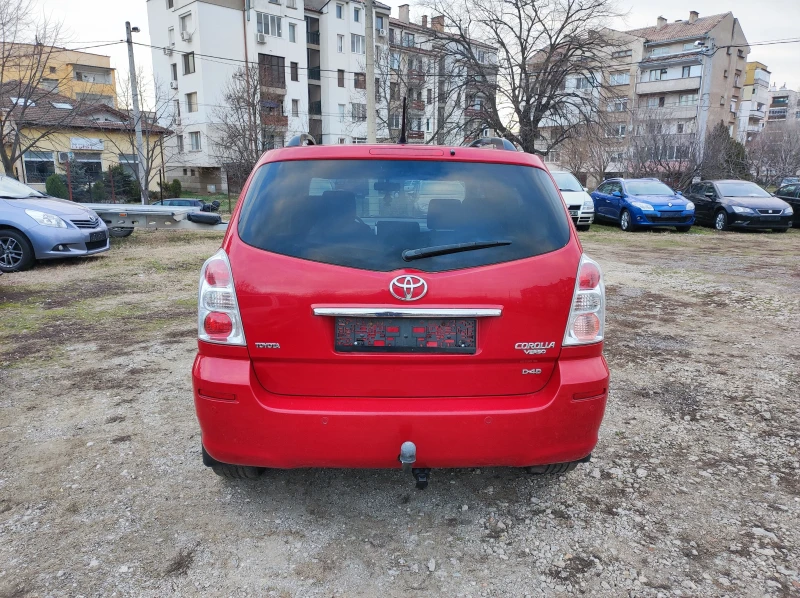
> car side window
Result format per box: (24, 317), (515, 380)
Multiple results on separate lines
(596, 183), (609, 194)
(609, 182), (622, 196)
(689, 183), (702, 195)
(702, 183), (716, 198)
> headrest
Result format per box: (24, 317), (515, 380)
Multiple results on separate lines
(426, 198), (462, 230)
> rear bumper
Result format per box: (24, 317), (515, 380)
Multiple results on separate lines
(192, 347), (609, 469)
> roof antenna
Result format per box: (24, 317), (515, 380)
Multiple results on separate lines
(398, 96), (407, 144)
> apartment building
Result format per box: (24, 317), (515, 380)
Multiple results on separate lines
(147, 0), (496, 191)
(736, 61), (771, 144)
(148, 0), (310, 192)
(3, 44), (117, 107)
(541, 12), (749, 183)
(765, 84), (800, 126)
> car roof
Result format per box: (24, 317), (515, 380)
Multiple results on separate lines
(703, 179), (755, 183)
(259, 144), (546, 169)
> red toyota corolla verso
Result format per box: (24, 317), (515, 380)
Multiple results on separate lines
(193, 138), (609, 488)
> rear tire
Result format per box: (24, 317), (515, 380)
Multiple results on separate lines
(714, 210), (729, 231)
(525, 462), (579, 475)
(576, 224), (590, 232)
(619, 209), (635, 232)
(0, 229), (35, 272)
(211, 463), (265, 479)
(675, 225), (691, 233)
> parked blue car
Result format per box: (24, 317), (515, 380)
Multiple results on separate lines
(591, 178), (695, 232)
(0, 175), (109, 272)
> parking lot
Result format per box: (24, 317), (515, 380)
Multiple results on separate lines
(1, 225), (799, 597)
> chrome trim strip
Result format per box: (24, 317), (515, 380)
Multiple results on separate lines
(313, 307), (502, 318)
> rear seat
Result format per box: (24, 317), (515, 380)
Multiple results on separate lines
(426, 198), (463, 245)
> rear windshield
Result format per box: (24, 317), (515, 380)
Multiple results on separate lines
(237, 159), (570, 273)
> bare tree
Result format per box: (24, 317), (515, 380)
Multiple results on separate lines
(109, 70), (175, 196)
(747, 122), (800, 187)
(0, 0), (98, 178)
(419, 0), (623, 153)
(208, 65), (286, 190)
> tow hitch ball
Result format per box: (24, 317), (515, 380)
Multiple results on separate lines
(399, 441), (430, 490)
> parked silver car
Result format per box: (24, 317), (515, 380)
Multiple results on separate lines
(0, 176), (109, 272)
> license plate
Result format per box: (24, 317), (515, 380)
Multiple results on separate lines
(569, 210), (580, 217)
(335, 317), (476, 353)
(89, 231), (107, 242)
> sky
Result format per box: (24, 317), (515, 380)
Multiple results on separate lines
(38, 0), (800, 95)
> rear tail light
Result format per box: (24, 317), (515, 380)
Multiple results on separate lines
(563, 254), (605, 346)
(198, 249), (246, 345)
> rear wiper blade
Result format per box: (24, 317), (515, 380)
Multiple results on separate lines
(402, 240), (511, 261)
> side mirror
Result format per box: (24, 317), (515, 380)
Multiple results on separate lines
(612, 191), (623, 198)
(583, 187), (589, 193)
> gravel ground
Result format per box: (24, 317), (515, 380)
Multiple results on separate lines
(0, 226), (799, 597)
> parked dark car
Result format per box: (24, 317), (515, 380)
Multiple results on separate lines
(774, 183), (800, 227)
(685, 180), (793, 232)
(590, 178), (694, 232)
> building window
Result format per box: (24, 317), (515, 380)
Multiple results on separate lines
(608, 98), (627, 112)
(179, 12), (192, 33)
(257, 12), (282, 37)
(403, 33), (414, 47)
(609, 71), (630, 86)
(287, 0), (296, 7)
(352, 103), (367, 121)
(173, 99), (181, 117)
(291, 99), (299, 116)
(390, 113), (400, 128)
(611, 49), (632, 58)
(167, 0), (173, 7)
(22, 151), (55, 184)
(390, 52), (400, 69)
(679, 93), (699, 106)
(390, 82), (398, 100)
(49, 66), (56, 74)
(183, 168), (188, 175)
(338, 69), (345, 87)
(337, 35), (344, 53)
(426, 118), (430, 132)
(354, 7), (360, 22)
(375, 15), (384, 29)
(182, 52), (195, 74)
(351, 34), (365, 54)
(682, 66), (691, 78)
(185, 92), (198, 112)
(427, 88), (432, 104)
(171, 63), (178, 80)
(290, 62), (299, 81)
(259, 54), (286, 88)
(730, 97), (738, 113)
(354, 72), (366, 89)
(289, 23), (296, 42)
(168, 27), (175, 46)
(177, 135), (184, 152)
(734, 71), (741, 87)
(338, 104), (346, 121)
(612, 124), (626, 138)
(575, 76), (592, 89)
(649, 46), (671, 57)
(269, 0), (280, 4)
(336, 3), (343, 18)
(189, 131), (201, 151)
(677, 123), (684, 134)
(648, 69), (667, 81)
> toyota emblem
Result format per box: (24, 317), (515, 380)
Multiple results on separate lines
(389, 275), (428, 301)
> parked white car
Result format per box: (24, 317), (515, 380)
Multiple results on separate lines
(550, 170), (594, 231)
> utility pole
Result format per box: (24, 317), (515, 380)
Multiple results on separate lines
(365, 0), (377, 143)
(126, 21), (148, 205)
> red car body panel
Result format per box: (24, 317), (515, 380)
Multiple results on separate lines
(193, 144), (609, 469)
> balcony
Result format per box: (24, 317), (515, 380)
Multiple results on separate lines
(464, 107), (488, 118)
(309, 101), (322, 116)
(306, 30), (320, 45)
(261, 114), (288, 127)
(634, 105), (698, 120)
(635, 76), (701, 95)
(749, 108), (765, 120)
(410, 100), (425, 111)
(308, 66), (321, 81)
(407, 130), (424, 140)
(407, 69), (425, 85)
